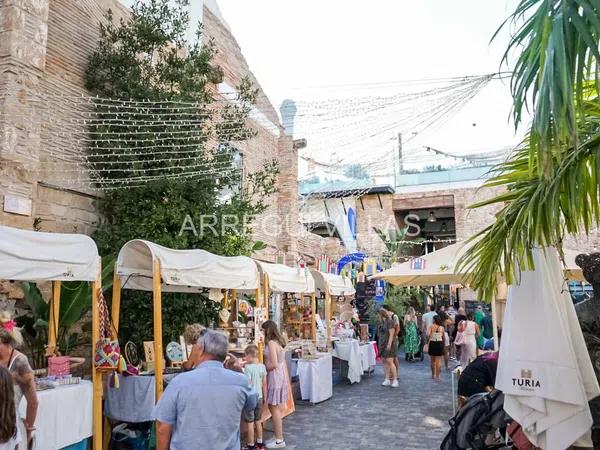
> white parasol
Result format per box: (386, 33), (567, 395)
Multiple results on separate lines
(496, 247), (600, 450)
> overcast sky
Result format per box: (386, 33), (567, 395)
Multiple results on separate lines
(216, 0), (528, 177)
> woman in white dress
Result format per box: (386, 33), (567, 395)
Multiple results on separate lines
(458, 312), (480, 368)
(0, 316), (38, 450)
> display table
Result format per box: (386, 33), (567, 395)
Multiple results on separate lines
(104, 373), (179, 422)
(19, 381), (93, 450)
(297, 353), (333, 403)
(359, 341), (377, 373)
(332, 339), (363, 384)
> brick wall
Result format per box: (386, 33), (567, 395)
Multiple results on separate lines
(355, 193), (396, 256)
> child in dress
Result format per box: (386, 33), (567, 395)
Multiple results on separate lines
(243, 345), (267, 450)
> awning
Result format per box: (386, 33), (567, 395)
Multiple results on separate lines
(255, 261), (315, 293)
(371, 241), (472, 286)
(371, 240), (585, 286)
(117, 240), (259, 292)
(496, 247), (599, 449)
(0, 225), (100, 282)
(311, 270), (355, 297)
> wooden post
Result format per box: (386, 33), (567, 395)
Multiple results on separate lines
(47, 280), (61, 355)
(111, 263), (121, 332)
(152, 260), (164, 401)
(231, 289), (237, 327)
(91, 274), (102, 450)
(264, 273), (270, 320)
(311, 292), (317, 343)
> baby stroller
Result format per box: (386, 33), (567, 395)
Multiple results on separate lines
(440, 390), (511, 450)
(405, 329), (425, 362)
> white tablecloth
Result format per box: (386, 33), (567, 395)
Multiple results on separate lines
(20, 381), (93, 450)
(359, 341), (377, 373)
(332, 339), (363, 384)
(297, 353), (333, 403)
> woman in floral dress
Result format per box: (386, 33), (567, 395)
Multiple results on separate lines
(403, 307), (419, 361)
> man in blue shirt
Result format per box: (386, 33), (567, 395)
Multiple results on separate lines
(153, 330), (258, 450)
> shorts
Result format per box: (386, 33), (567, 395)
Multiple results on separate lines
(243, 400), (263, 423)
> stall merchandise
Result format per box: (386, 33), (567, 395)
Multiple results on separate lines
(0, 225), (102, 450)
(310, 270), (356, 347)
(255, 261), (316, 343)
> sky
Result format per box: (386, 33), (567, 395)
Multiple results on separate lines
(216, 0), (528, 180)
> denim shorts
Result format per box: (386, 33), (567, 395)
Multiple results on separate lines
(243, 401), (263, 423)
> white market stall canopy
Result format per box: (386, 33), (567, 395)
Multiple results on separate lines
(371, 240), (585, 286)
(311, 270), (356, 297)
(0, 225), (100, 282)
(255, 261), (315, 293)
(116, 240), (259, 292)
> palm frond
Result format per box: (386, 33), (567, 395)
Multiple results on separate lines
(497, 0), (600, 173)
(458, 98), (600, 299)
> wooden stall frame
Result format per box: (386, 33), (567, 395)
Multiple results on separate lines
(91, 272), (102, 450)
(152, 259), (164, 400)
(46, 281), (61, 356)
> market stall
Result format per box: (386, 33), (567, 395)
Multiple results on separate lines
(112, 239), (261, 403)
(255, 261), (317, 408)
(0, 225), (102, 450)
(309, 270), (367, 383)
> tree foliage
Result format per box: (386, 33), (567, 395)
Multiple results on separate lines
(85, 0), (279, 345)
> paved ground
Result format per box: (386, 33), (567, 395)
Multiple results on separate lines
(265, 353), (454, 450)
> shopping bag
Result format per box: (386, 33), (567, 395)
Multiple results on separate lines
(94, 289), (121, 371)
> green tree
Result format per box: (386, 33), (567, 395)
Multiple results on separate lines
(85, 0), (279, 345)
(372, 226), (422, 268)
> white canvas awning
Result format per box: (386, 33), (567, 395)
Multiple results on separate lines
(311, 270), (355, 297)
(0, 225), (100, 282)
(371, 240), (585, 286)
(255, 262), (315, 293)
(117, 240), (259, 292)
(496, 247), (600, 450)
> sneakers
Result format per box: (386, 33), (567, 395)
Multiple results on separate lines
(391, 379), (399, 388)
(265, 439), (286, 449)
(381, 379), (391, 386)
(256, 443), (265, 450)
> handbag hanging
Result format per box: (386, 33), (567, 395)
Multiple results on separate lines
(454, 331), (466, 346)
(94, 289), (122, 373)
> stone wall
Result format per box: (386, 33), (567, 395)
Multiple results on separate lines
(0, 1), (301, 261)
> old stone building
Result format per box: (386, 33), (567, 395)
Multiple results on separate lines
(0, 0), (322, 264)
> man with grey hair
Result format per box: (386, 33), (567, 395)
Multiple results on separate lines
(154, 330), (258, 450)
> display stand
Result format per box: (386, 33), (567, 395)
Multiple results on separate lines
(0, 225), (102, 450)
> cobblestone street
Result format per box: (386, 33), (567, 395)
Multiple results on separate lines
(269, 354), (453, 450)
